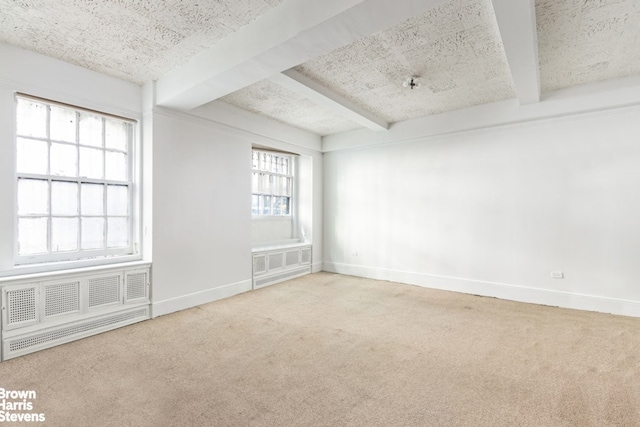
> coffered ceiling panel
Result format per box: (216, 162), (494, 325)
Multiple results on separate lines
(537, 0), (640, 93)
(294, 0), (516, 124)
(222, 79), (363, 135)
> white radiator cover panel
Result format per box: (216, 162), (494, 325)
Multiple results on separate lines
(1, 265), (151, 361)
(4, 307), (149, 360)
(252, 244), (311, 289)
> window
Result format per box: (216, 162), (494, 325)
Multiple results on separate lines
(251, 150), (294, 216)
(15, 95), (135, 264)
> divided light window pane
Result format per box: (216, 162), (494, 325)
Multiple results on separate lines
(252, 172), (260, 192)
(105, 119), (127, 151)
(81, 217), (105, 250)
(17, 138), (48, 174)
(107, 185), (128, 216)
(18, 217), (48, 255)
(79, 147), (104, 179)
(79, 113), (103, 147)
(51, 217), (78, 252)
(50, 142), (77, 176)
(51, 181), (78, 215)
(17, 179), (49, 215)
(81, 183), (104, 215)
(50, 105), (76, 142)
(252, 195), (260, 215)
(105, 151), (127, 181)
(107, 218), (128, 248)
(16, 99), (47, 138)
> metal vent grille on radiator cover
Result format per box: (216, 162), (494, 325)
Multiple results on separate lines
(89, 276), (120, 307)
(45, 282), (80, 317)
(269, 253), (284, 269)
(7, 288), (37, 325)
(285, 250), (299, 266)
(301, 248), (311, 264)
(8, 309), (147, 353)
(254, 266), (311, 288)
(126, 273), (146, 300)
(254, 255), (267, 274)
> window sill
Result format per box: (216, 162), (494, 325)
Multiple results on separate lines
(251, 215), (293, 221)
(0, 256), (148, 282)
(251, 240), (310, 253)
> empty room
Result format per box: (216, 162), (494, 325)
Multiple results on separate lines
(1, 0), (639, 425)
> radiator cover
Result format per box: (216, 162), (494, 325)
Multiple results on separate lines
(252, 244), (311, 289)
(1, 265), (150, 361)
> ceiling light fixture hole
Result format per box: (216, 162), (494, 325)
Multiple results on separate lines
(403, 77), (421, 90)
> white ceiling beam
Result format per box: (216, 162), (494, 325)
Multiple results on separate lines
(155, 0), (449, 111)
(270, 69), (389, 131)
(491, 0), (541, 105)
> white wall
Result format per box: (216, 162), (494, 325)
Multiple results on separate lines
(150, 100), (324, 316)
(191, 101), (324, 273)
(150, 109), (254, 315)
(0, 44), (324, 318)
(251, 217), (295, 245)
(324, 107), (640, 316)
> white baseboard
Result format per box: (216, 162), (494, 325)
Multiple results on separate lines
(323, 262), (640, 318)
(311, 261), (323, 274)
(151, 279), (252, 318)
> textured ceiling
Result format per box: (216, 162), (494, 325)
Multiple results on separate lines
(221, 80), (364, 135)
(537, 0), (640, 93)
(0, 0), (284, 84)
(1, 0), (640, 136)
(223, 0), (516, 134)
(295, 0), (515, 123)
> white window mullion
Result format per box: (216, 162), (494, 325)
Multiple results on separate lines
(46, 105), (52, 255)
(103, 182), (108, 252)
(47, 178), (52, 254)
(76, 179), (82, 254)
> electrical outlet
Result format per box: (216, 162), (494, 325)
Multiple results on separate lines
(550, 271), (564, 279)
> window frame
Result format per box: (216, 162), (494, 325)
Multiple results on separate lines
(13, 93), (139, 267)
(251, 149), (296, 218)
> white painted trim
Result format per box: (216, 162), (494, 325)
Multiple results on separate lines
(311, 261), (323, 274)
(153, 105), (322, 154)
(323, 262), (640, 318)
(252, 241), (309, 252)
(491, 0), (540, 104)
(155, 0), (448, 110)
(270, 70), (389, 131)
(151, 279), (252, 318)
(324, 101), (640, 157)
(0, 43), (141, 120)
(0, 260), (150, 282)
(195, 101), (321, 153)
(322, 75), (640, 152)
(155, 0), (366, 109)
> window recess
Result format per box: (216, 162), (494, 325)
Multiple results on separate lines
(14, 94), (136, 265)
(251, 149), (295, 217)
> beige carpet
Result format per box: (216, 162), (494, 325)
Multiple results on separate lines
(1, 272), (640, 426)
